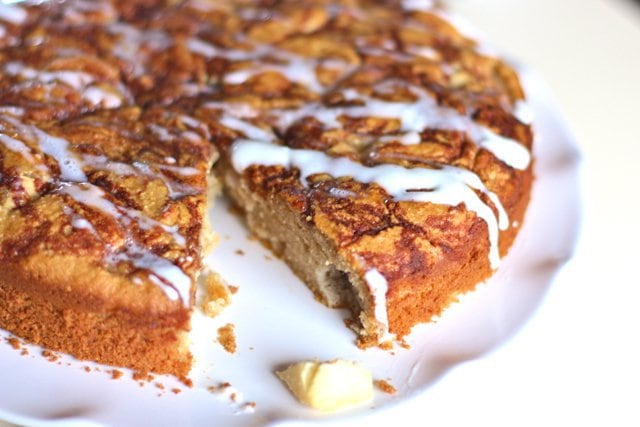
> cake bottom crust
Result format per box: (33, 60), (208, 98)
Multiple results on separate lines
(0, 276), (192, 381)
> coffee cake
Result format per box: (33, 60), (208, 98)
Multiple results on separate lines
(0, 0), (533, 378)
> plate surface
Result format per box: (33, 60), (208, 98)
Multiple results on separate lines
(0, 68), (582, 427)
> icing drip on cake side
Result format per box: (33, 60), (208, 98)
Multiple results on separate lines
(364, 269), (393, 342)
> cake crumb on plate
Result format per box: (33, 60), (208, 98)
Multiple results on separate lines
(217, 323), (237, 354)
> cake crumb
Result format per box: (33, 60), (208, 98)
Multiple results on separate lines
(200, 271), (233, 317)
(132, 371), (154, 383)
(110, 369), (123, 380)
(207, 382), (231, 393)
(239, 401), (257, 414)
(379, 341), (393, 351)
(42, 349), (59, 362)
(229, 285), (239, 294)
(172, 388), (182, 394)
(155, 382), (165, 390)
(207, 381), (253, 412)
(84, 366), (91, 373)
(374, 379), (397, 394)
(217, 323), (237, 354)
(20, 348), (29, 356)
(6, 337), (21, 350)
(235, 249), (245, 255)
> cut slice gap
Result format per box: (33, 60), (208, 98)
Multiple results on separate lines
(219, 164), (381, 344)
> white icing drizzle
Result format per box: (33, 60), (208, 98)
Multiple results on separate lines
(129, 160), (199, 199)
(0, 106), (25, 117)
(65, 0), (116, 16)
(60, 182), (120, 216)
(186, 37), (222, 58)
(158, 164), (200, 177)
(180, 82), (211, 97)
(224, 53), (324, 93)
(180, 130), (201, 143)
(0, 3), (27, 25)
(2, 114), (87, 181)
(184, 0), (220, 12)
(219, 115), (274, 141)
(143, 261), (187, 302)
(82, 86), (123, 109)
(63, 205), (98, 234)
(232, 139), (507, 268)
(71, 217), (94, 231)
(187, 40), (340, 93)
(0, 133), (38, 164)
(177, 114), (211, 142)
(273, 83), (531, 170)
(4, 61), (130, 109)
(62, 180), (187, 245)
(357, 44), (413, 62)
(364, 268), (393, 341)
(33, 128), (88, 182)
(186, 37), (262, 62)
(479, 128), (531, 170)
(149, 124), (174, 142)
(5, 61), (95, 90)
(82, 154), (199, 200)
(60, 183), (191, 303)
(327, 187), (357, 199)
(405, 45), (440, 60)
(203, 101), (259, 119)
(378, 131), (422, 145)
(514, 100), (534, 125)
(401, 0), (436, 12)
(106, 23), (171, 76)
(0, 24), (6, 38)
(149, 113), (210, 148)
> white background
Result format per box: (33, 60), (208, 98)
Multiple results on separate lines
(2, 0), (639, 425)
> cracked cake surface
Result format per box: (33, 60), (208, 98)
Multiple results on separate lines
(0, 0), (533, 377)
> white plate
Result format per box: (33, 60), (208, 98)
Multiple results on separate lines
(0, 67), (582, 427)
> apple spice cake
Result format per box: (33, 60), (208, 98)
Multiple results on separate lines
(0, 0), (534, 378)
